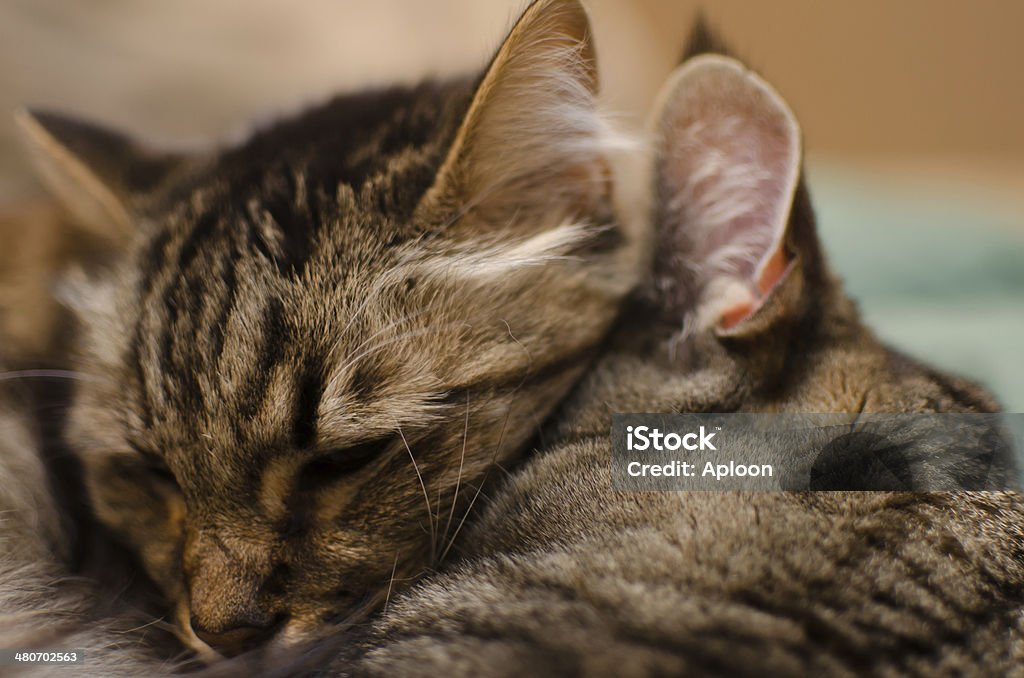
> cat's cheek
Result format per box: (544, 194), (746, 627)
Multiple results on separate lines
(138, 491), (189, 603)
(83, 456), (188, 602)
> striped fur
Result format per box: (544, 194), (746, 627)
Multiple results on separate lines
(336, 28), (1024, 678)
(8, 0), (641, 663)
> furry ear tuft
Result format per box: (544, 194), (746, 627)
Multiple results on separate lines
(15, 108), (183, 238)
(650, 54), (809, 335)
(418, 0), (616, 232)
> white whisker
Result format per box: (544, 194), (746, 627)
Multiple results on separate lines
(0, 369), (107, 384)
(502, 320), (533, 373)
(439, 385), (520, 564)
(336, 291), (380, 346)
(335, 322), (470, 377)
(441, 391), (471, 558)
(439, 476), (488, 565)
(383, 550), (400, 615)
(339, 307), (435, 362)
(397, 424), (436, 564)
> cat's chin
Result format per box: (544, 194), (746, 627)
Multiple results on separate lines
(277, 603), (375, 646)
(177, 608), (348, 665)
(173, 601), (226, 664)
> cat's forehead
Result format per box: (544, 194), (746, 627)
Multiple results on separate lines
(118, 205), (465, 470)
(113, 81), (478, 442)
(137, 78), (473, 266)
(122, 227), (427, 440)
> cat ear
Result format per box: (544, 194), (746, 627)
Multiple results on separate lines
(417, 0), (610, 229)
(15, 108), (183, 238)
(650, 54), (821, 337)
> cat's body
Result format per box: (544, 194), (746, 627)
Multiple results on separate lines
(349, 343), (1024, 676)
(341, 39), (1024, 678)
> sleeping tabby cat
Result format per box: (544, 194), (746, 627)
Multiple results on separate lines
(336, 29), (1024, 677)
(6, 0), (639, 662)
(4, 6), (1020, 676)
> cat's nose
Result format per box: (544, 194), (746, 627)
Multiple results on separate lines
(190, 614), (285, 656)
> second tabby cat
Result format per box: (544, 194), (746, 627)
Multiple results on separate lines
(338, 29), (1024, 677)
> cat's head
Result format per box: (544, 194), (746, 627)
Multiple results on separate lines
(571, 24), (1001, 431)
(18, 0), (638, 656)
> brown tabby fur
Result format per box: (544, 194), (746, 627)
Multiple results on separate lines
(0, 364), (187, 677)
(1, 7), (1021, 677)
(339, 25), (1024, 678)
(4, 0), (640, 662)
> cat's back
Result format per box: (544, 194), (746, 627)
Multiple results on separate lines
(355, 432), (1024, 676)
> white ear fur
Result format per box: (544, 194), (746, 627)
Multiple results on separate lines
(651, 54), (802, 329)
(419, 0), (619, 227)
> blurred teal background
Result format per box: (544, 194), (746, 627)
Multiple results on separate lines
(812, 162), (1024, 412)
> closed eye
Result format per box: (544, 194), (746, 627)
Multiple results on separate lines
(296, 435), (394, 491)
(129, 442), (177, 485)
(146, 461), (178, 485)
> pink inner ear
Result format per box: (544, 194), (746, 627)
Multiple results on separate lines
(719, 301), (756, 330)
(655, 56), (801, 331)
(757, 245), (790, 295)
(719, 244), (791, 329)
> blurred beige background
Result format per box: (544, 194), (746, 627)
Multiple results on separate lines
(1, 0), (1022, 216)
